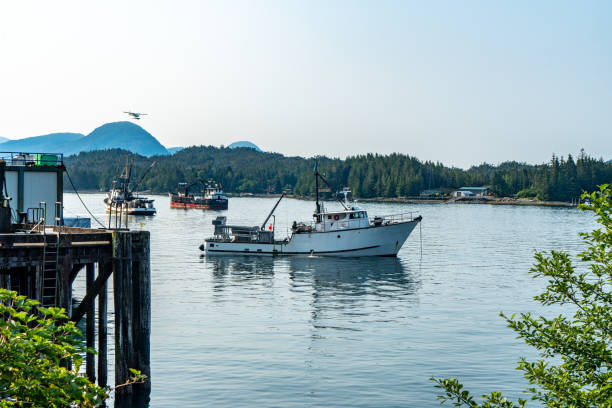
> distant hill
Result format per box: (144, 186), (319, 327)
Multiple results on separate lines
(168, 147), (184, 154)
(0, 122), (169, 157)
(228, 141), (262, 152)
(0, 133), (84, 153)
(65, 122), (169, 157)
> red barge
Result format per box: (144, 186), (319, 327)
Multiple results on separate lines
(169, 181), (228, 210)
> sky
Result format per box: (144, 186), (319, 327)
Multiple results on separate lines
(0, 1), (610, 168)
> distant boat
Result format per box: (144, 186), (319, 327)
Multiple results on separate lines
(104, 159), (157, 216)
(200, 164), (421, 257)
(169, 181), (228, 210)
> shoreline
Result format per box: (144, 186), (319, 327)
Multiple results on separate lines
(63, 190), (576, 208)
(225, 193), (577, 208)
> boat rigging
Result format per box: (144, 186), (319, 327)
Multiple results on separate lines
(104, 158), (157, 216)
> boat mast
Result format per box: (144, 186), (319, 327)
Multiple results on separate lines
(314, 160), (320, 215)
(261, 192), (285, 230)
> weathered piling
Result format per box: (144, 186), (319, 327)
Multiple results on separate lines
(113, 231), (151, 395)
(98, 263), (110, 388)
(86, 263), (96, 382)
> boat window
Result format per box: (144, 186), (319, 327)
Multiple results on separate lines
(328, 215), (332, 220)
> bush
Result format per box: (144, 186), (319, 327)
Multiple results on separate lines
(0, 289), (107, 407)
(516, 188), (539, 199)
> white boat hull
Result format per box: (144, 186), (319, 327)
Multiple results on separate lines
(105, 205), (157, 216)
(205, 220), (419, 257)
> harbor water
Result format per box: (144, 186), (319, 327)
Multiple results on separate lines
(66, 193), (594, 407)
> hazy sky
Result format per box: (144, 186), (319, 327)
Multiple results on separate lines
(0, 1), (610, 168)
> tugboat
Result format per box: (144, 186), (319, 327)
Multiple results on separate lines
(200, 163), (422, 257)
(169, 181), (228, 210)
(104, 159), (157, 216)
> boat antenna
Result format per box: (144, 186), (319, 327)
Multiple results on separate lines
(314, 160), (320, 214)
(121, 156), (132, 196)
(317, 172), (349, 210)
(261, 192), (285, 230)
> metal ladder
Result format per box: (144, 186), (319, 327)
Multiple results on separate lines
(41, 233), (59, 307)
(39, 202), (60, 308)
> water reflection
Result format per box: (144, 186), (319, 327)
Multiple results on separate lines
(114, 390), (150, 408)
(288, 256), (419, 298)
(287, 257), (421, 353)
(205, 256), (277, 295)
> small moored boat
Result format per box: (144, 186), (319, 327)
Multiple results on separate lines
(169, 181), (228, 210)
(104, 159), (157, 216)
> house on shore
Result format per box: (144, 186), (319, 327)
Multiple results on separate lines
(452, 187), (490, 198)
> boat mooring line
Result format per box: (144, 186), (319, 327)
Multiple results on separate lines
(65, 167), (107, 229)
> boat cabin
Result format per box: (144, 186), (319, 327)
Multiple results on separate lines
(205, 185), (225, 200)
(316, 209), (370, 232)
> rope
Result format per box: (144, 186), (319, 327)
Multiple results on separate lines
(419, 220), (423, 260)
(64, 167), (107, 228)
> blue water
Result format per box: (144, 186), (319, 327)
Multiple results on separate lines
(66, 194), (595, 407)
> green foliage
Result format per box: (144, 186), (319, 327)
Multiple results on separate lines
(432, 185), (612, 407)
(64, 147), (612, 202)
(0, 289), (107, 407)
(516, 188), (539, 199)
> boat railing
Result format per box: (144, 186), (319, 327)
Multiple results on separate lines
(369, 212), (419, 225)
(0, 151), (64, 167)
(292, 211), (419, 233)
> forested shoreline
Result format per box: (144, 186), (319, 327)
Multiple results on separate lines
(64, 146), (611, 202)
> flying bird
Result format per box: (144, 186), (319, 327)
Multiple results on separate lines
(124, 111), (148, 120)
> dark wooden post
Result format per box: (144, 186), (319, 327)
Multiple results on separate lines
(132, 231), (151, 394)
(57, 253), (72, 316)
(86, 263), (96, 382)
(98, 261), (110, 388)
(113, 230), (151, 398)
(114, 231), (134, 392)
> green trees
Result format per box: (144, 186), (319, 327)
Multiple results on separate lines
(64, 147), (612, 202)
(432, 185), (612, 407)
(0, 289), (107, 407)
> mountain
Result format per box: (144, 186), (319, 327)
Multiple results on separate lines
(0, 137), (10, 144)
(228, 141), (262, 152)
(0, 122), (168, 157)
(65, 122), (169, 157)
(0, 133), (84, 153)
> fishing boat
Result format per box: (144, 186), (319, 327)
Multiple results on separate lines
(200, 164), (421, 257)
(169, 181), (228, 210)
(104, 159), (157, 216)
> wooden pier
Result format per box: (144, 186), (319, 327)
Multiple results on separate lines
(0, 224), (151, 398)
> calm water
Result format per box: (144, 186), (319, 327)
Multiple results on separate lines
(66, 193), (595, 407)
